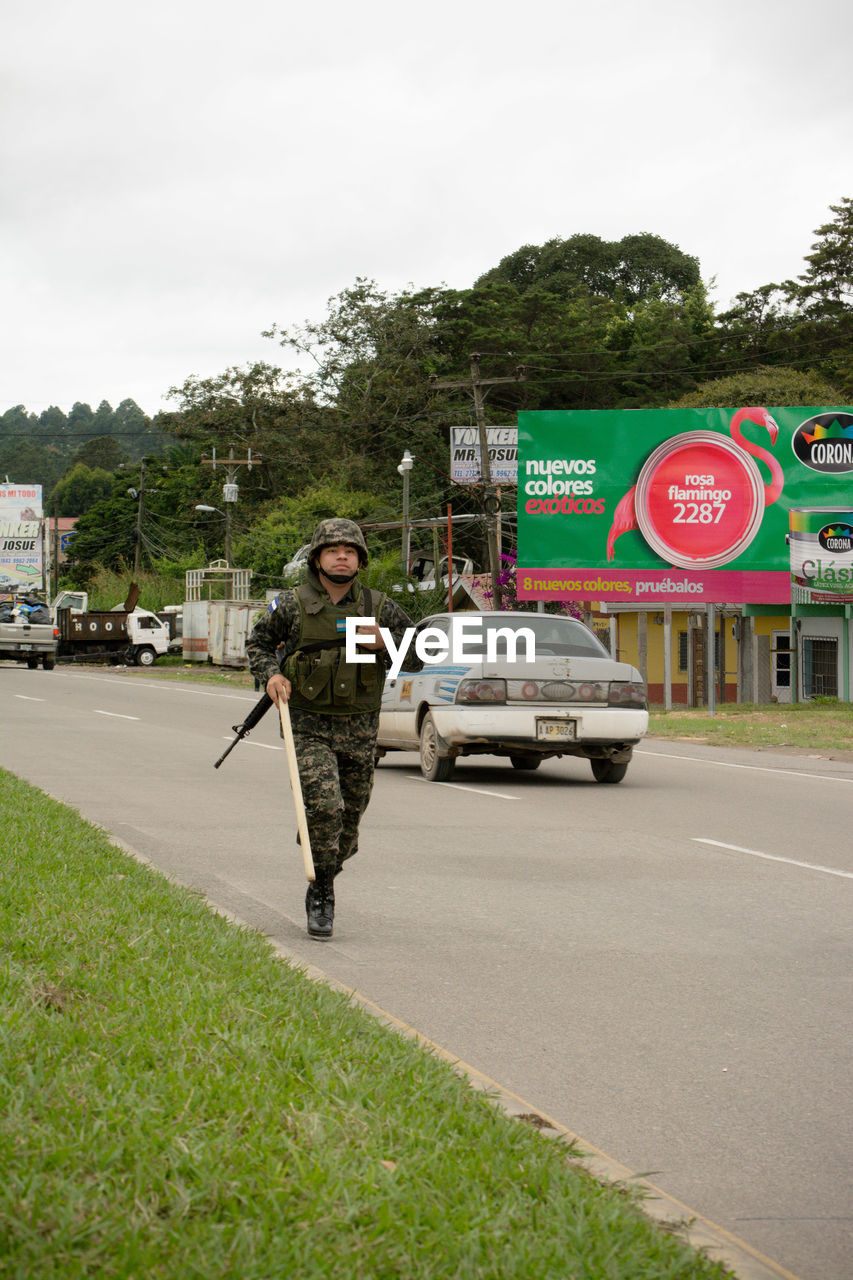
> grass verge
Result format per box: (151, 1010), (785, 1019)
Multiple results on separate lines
(112, 655), (258, 688)
(648, 699), (853, 754)
(0, 768), (730, 1279)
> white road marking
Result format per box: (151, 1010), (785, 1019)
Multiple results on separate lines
(221, 736), (281, 751)
(411, 777), (519, 800)
(14, 694), (45, 702)
(694, 838), (853, 880)
(57, 671), (254, 703)
(643, 747), (853, 785)
(94, 710), (140, 721)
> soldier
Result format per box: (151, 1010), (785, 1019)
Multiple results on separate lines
(246, 518), (422, 940)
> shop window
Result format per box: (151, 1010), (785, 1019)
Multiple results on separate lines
(802, 636), (838, 699)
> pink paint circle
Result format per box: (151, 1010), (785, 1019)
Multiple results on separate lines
(634, 433), (765, 569)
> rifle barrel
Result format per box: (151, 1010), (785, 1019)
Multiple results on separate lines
(213, 734), (243, 769)
(212, 691), (274, 768)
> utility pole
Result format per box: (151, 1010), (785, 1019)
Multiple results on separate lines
(201, 444), (259, 567)
(52, 502), (60, 601)
(133, 457), (147, 576)
(430, 354), (526, 608)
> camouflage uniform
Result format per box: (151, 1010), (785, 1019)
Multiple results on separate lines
(246, 547), (421, 880)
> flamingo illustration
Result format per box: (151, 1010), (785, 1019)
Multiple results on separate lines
(606, 407), (783, 562)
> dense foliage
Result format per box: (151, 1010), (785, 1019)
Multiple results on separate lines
(5, 199), (851, 600)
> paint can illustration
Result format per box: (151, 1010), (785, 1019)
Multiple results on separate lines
(607, 407), (784, 568)
(789, 508), (853, 600)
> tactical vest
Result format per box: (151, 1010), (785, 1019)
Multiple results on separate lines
(284, 580), (387, 715)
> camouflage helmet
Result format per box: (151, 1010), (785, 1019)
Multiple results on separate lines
(308, 517), (368, 569)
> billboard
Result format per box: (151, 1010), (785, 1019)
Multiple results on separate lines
(0, 483), (44, 590)
(517, 407), (853, 604)
(450, 426), (517, 485)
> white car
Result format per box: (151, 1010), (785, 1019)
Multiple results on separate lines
(376, 611), (648, 783)
(282, 544), (310, 581)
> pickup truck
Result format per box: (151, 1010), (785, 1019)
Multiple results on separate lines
(409, 552), (474, 586)
(0, 593), (59, 669)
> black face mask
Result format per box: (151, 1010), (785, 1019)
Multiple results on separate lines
(321, 569), (358, 585)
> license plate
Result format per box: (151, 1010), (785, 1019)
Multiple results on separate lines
(537, 718), (576, 741)
(18, 643), (33, 651)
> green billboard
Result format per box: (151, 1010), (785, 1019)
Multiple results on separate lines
(517, 407), (853, 605)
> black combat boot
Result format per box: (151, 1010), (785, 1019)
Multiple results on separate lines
(305, 871), (335, 939)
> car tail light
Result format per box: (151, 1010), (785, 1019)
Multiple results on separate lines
(456, 678), (507, 704)
(608, 681), (646, 708)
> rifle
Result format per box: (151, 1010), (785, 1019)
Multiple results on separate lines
(213, 634), (355, 768)
(214, 691), (274, 768)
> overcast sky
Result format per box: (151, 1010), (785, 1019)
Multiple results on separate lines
(2, 0), (851, 420)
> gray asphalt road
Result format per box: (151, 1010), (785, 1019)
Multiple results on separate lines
(2, 665), (851, 1280)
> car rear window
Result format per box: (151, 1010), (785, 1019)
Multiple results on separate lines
(449, 617), (609, 659)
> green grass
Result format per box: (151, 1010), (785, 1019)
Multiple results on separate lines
(0, 768), (730, 1279)
(119, 655), (258, 688)
(648, 699), (853, 754)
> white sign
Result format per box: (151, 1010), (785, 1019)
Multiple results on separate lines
(0, 483), (44, 589)
(450, 426), (517, 485)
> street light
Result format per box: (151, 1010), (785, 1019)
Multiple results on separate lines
(397, 449), (414, 574)
(195, 504), (231, 566)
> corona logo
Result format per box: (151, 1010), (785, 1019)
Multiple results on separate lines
(792, 413), (853, 474)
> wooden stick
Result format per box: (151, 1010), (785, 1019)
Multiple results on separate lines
(277, 696), (315, 882)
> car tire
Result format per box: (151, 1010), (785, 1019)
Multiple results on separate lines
(42, 655), (55, 670)
(419, 712), (455, 782)
(510, 755), (541, 771)
(26, 657), (38, 669)
(134, 646), (157, 667)
(591, 758), (628, 784)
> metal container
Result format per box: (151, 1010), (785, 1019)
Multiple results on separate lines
(789, 508), (853, 600)
(182, 599), (211, 662)
(181, 599), (264, 666)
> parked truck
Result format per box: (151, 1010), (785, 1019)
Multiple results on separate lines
(55, 607), (171, 665)
(52, 587), (172, 666)
(0, 591), (59, 669)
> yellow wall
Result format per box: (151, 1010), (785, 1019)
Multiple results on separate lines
(602, 608), (790, 704)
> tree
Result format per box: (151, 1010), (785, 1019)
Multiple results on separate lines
(668, 365), (843, 409)
(712, 201), (853, 397)
(0, 439), (65, 491)
(92, 400), (116, 437)
(69, 435), (129, 472)
(0, 404), (37, 445)
(784, 197), (853, 316)
(63, 485), (138, 571)
(606, 285), (716, 406)
(38, 405), (68, 437)
(160, 361), (326, 504)
(475, 232), (701, 305)
(67, 402), (95, 435)
(231, 482), (395, 589)
(49, 463), (116, 516)
(265, 284), (454, 494)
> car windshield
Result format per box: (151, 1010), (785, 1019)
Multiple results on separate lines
(445, 616), (608, 659)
